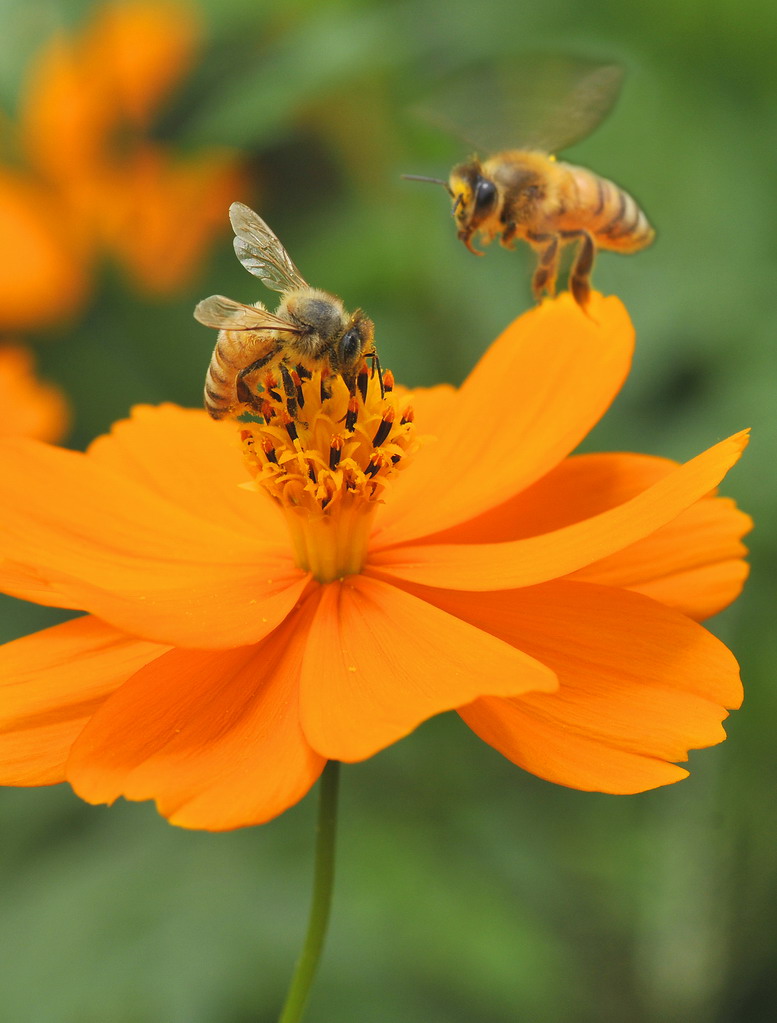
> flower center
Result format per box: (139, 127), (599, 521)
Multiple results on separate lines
(239, 362), (418, 582)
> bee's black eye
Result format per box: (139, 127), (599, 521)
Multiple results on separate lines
(475, 179), (497, 211)
(339, 328), (362, 366)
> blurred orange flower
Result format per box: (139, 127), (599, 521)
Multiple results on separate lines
(0, 1), (244, 331)
(0, 295), (750, 829)
(0, 344), (69, 442)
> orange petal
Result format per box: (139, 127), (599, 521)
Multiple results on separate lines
(0, 345), (70, 442)
(422, 451), (681, 544)
(430, 452), (752, 621)
(390, 383), (457, 434)
(66, 601), (325, 831)
(372, 293), (634, 546)
(370, 431), (749, 591)
(98, 145), (245, 295)
(0, 562), (84, 611)
(299, 574), (557, 762)
(0, 615), (165, 785)
(0, 437), (306, 647)
(621, 560), (750, 623)
(20, 33), (114, 186)
(0, 171), (90, 331)
(573, 496), (752, 620)
(87, 404), (287, 544)
(372, 383), (457, 535)
(83, 1), (199, 128)
(436, 580), (742, 793)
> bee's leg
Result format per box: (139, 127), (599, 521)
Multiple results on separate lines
(500, 222), (519, 250)
(365, 351), (385, 398)
(527, 233), (560, 300)
(357, 353), (384, 400)
(458, 227), (484, 255)
(278, 362), (300, 420)
(236, 346), (281, 409)
(565, 230), (595, 306)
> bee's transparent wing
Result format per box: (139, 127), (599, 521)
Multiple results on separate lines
(415, 55), (625, 155)
(229, 202), (309, 293)
(194, 295), (303, 332)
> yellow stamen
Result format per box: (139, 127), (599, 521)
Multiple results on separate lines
(239, 364), (418, 582)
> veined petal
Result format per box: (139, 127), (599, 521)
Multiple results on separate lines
(370, 431), (749, 591)
(87, 404), (287, 542)
(428, 452), (752, 620)
(0, 437), (305, 648)
(573, 496), (752, 620)
(419, 580), (742, 793)
(620, 561), (750, 623)
(419, 452), (683, 544)
(372, 293), (634, 546)
(0, 616), (165, 785)
(67, 600), (325, 831)
(299, 574), (557, 762)
(0, 561), (86, 611)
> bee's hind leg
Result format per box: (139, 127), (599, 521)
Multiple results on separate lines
(278, 362), (301, 421)
(236, 346), (281, 411)
(528, 233), (560, 301)
(565, 230), (595, 307)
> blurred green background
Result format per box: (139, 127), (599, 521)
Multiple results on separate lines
(1, 0), (775, 1020)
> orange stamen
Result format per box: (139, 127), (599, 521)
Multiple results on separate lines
(238, 365), (419, 581)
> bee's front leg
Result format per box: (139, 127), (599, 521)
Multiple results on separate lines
(500, 222), (519, 250)
(458, 226), (484, 255)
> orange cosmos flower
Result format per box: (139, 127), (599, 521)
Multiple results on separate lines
(0, 1), (243, 330)
(0, 344), (69, 442)
(0, 294), (750, 830)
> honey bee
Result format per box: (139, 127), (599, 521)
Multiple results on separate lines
(406, 58), (655, 305)
(194, 203), (375, 420)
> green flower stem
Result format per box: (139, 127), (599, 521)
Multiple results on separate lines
(278, 759), (340, 1023)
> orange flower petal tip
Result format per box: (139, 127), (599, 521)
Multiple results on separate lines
(371, 428), (750, 593)
(376, 291), (636, 548)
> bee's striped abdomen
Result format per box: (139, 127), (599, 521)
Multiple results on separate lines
(204, 331), (245, 420)
(566, 164), (654, 253)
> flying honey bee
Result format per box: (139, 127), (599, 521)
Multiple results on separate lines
(194, 203), (376, 420)
(405, 57), (655, 305)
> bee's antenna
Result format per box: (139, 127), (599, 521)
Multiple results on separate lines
(401, 174), (453, 196)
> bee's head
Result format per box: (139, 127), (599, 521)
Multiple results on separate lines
(449, 159), (497, 253)
(335, 311), (375, 374)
